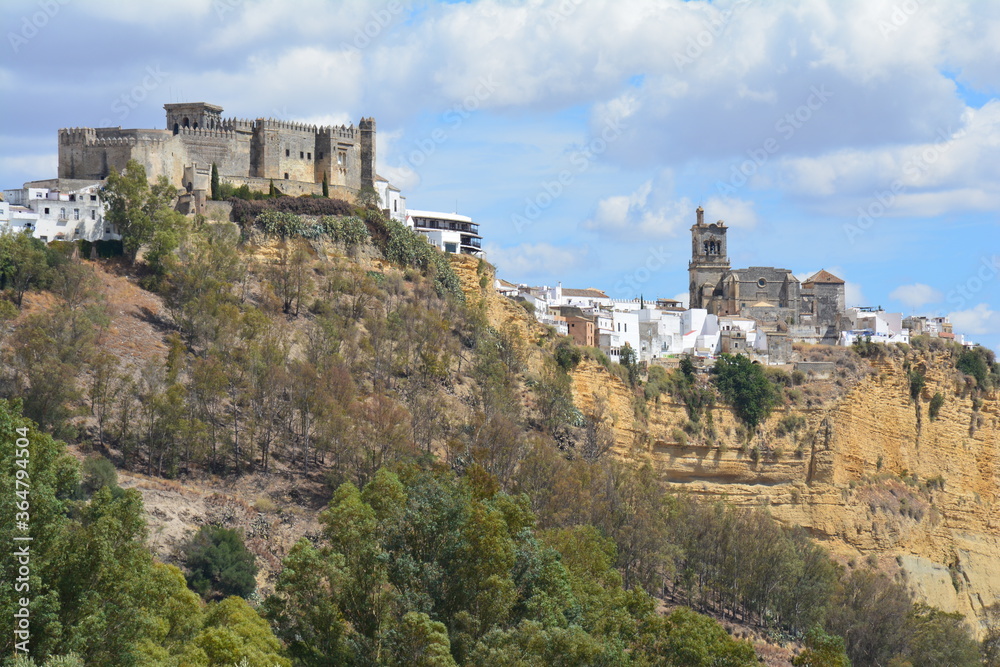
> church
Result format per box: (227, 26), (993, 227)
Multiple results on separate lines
(688, 207), (845, 345)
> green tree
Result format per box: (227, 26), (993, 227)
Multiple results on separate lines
(102, 159), (177, 264)
(620, 342), (640, 386)
(262, 539), (352, 666)
(184, 526), (259, 600)
(902, 604), (979, 667)
(322, 172), (330, 198)
(210, 162), (220, 200)
(826, 569), (911, 667)
(0, 231), (50, 307)
(792, 626), (851, 667)
(635, 607), (757, 667)
(711, 353), (780, 429)
(389, 612), (458, 667)
(192, 597), (291, 667)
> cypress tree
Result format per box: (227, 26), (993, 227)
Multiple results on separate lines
(210, 162), (220, 200)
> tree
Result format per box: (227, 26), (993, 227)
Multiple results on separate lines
(388, 612), (458, 667)
(101, 160), (178, 264)
(0, 231), (50, 307)
(792, 627), (851, 667)
(184, 526), (259, 600)
(711, 353), (780, 429)
(619, 342), (640, 386)
(210, 162), (220, 200)
(902, 604), (979, 667)
(826, 568), (911, 667)
(322, 172), (330, 198)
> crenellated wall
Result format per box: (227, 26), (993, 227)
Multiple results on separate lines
(56, 104), (376, 196)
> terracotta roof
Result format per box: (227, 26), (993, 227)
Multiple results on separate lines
(562, 288), (610, 298)
(803, 269), (845, 285)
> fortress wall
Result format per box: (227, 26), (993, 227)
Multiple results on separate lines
(253, 123), (321, 183)
(178, 130), (252, 179)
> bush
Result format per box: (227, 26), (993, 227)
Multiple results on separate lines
(775, 414), (806, 437)
(80, 455), (119, 497)
(908, 369), (926, 402)
(555, 342), (582, 372)
(184, 526), (259, 600)
(929, 392), (945, 420)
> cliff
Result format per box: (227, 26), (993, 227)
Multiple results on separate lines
(569, 352), (1000, 635)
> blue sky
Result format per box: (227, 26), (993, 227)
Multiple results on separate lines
(1, 0), (998, 351)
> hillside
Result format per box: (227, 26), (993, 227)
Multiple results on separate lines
(1, 211), (993, 666)
(568, 335), (1000, 635)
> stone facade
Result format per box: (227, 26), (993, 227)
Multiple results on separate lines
(58, 103), (376, 200)
(687, 207), (845, 344)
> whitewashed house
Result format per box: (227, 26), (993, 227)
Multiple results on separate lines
(406, 209), (483, 256)
(2, 180), (116, 243)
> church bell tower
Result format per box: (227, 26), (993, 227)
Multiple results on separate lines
(688, 206), (730, 310)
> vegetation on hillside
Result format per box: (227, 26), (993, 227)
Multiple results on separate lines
(0, 166), (994, 664)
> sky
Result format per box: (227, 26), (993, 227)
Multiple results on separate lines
(1, 0), (998, 351)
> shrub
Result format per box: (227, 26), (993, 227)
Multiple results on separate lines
(554, 342), (582, 372)
(184, 525), (259, 600)
(775, 414), (806, 437)
(908, 369), (926, 402)
(929, 392), (945, 420)
(80, 455), (120, 497)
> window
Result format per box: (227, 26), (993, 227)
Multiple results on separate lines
(69, 194), (76, 201)
(44, 207), (49, 214)
(445, 242), (457, 253)
(90, 195), (97, 201)
(300, 151), (304, 159)
(60, 207), (66, 218)
(74, 209), (80, 220)
(757, 278), (767, 288)
(307, 152), (311, 160)
(285, 149), (290, 157)
(337, 151), (346, 166)
(318, 151), (324, 160)
(393, 200), (397, 211)
(284, 173), (289, 180)
(91, 210), (96, 220)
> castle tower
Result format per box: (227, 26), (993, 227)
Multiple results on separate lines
(688, 206), (730, 310)
(359, 117), (376, 192)
(164, 103), (224, 134)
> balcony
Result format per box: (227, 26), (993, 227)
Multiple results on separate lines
(461, 236), (482, 249)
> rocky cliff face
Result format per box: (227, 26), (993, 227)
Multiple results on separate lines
(569, 354), (1000, 634)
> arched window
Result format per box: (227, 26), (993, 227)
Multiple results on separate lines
(173, 123), (179, 134)
(182, 117), (190, 128)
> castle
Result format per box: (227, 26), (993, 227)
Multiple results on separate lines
(58, 102), (376, 201)
(688, 206), (845, 344)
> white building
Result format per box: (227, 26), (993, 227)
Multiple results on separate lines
(2, 180), (116, 243)
(639, 309), (685, 361)
(374, 174), (407, 223)
(839, 307), (910, 346)
(405, 209), (483, 256)
(682, 309), (721, 356)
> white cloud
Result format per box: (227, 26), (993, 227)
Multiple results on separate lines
(890, 283), (943, 309)
(485, 242), (593, 280)
(947, 303), (1000, 336)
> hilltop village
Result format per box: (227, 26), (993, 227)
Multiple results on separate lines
(0, 102), (973, 364)
(496, 206), (967, 366)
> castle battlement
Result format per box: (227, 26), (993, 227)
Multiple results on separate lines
(59, 128), (97, 144)
(58, 102), (376, 196)
(175, 126), (238, 140)
(221, 117), (255, 132)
